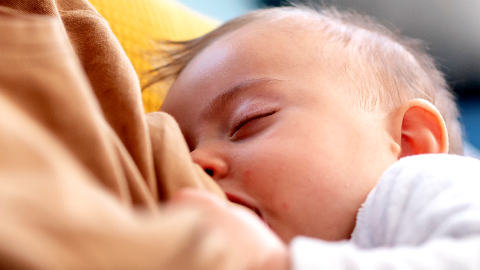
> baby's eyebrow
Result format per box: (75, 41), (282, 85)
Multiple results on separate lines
(201, 77), (282, 120)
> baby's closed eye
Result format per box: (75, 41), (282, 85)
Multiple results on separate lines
(229, 109), (278, 141)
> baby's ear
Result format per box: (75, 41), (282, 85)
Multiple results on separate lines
(390, 99), (449, 158)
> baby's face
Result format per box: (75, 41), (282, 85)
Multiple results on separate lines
(161, 18), (398, 242)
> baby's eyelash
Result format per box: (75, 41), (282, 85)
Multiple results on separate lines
(229, 109), (277, 137)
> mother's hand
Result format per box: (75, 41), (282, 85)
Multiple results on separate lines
(169, 188), (289, 270)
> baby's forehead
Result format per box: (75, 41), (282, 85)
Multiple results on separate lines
(225, 13), (329, 44)
(215, 14), (341, 65)
(208, 11), (418, 107)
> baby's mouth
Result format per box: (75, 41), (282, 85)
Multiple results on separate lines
(226, 193), (264, 221)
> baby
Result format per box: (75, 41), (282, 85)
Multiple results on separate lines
(154, 3), (480, 269)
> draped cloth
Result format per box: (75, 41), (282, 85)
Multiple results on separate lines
(0, 0), (229, 268)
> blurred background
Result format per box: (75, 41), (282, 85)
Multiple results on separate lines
(177, 0), (480, 156)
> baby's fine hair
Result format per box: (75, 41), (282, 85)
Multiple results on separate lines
(146, 3), (462, 154)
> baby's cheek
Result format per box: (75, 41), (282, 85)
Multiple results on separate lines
(241, 169), (264, 190)
(238, 145), (296, 210)
(241, 168), (275, 200)
(242, 169), (254, 181)
(240, 169), (258, 190)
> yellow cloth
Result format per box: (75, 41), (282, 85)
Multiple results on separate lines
(88, 0), (218, 112)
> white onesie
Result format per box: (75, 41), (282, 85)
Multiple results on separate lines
(291, 154), (480, 270)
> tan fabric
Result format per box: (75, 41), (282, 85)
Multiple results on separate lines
(0, 0), (230, 269)
(147, 112), (226, 201)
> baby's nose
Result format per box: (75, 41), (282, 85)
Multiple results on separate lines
(190, 149), (228, 180)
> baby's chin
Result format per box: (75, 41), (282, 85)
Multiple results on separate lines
(271, 221), (354, 244)
(266, 222), (302, 244)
